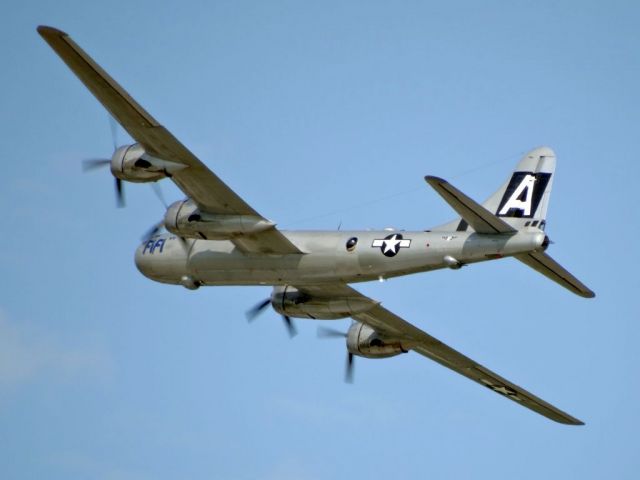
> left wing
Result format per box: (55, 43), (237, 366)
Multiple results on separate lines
(38, 26), (301, 255)
(297, 284), (583, 425)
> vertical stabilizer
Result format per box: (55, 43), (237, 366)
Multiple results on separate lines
(432, 147), (556, 232)
(483, 146), (556, 231)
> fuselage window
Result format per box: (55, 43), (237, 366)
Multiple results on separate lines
(346, 237), (358, 252)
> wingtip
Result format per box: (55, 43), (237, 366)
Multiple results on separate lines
(565, 418), (585, 426)
(579, 289), (596, 299)
(424, 175), (446, 184)
(551, 413), (584, 425)
(36, 25), (69, 38)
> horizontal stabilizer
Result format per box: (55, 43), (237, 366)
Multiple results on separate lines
(515, 251), (595, 298)
(425, 176), (517, 235)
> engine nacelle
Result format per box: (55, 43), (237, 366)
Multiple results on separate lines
(347, 322), (406, 359)
(164, 199), (276, 240)
(271, 286), (378, 320)
(111, 143), (186, 183)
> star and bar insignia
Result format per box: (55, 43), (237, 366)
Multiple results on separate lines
(372, 233), (411, 257)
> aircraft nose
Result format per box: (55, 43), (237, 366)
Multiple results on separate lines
(134, 240), (155, 278)
(134, 235), (188, 283)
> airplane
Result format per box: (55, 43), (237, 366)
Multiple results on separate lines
(38, 25), (594, 425)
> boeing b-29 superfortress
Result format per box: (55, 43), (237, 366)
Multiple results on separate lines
(38, 26), (594, 425)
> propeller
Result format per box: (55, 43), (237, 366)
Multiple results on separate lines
(139, 217), (190, 254)
(82, 116), (125, 207)
(317, 327), (354, 383)
(246, 298), (297, 338)
(150, 181), (168, 208)
(138, 182), (173, 243)
(345, 352), (354, 384)
(317, 326), (347, 338)
(141, 220), (165, 243)
(137, 173), (192, 249)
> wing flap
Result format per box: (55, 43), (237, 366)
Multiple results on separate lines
(425, 176), (517, 235)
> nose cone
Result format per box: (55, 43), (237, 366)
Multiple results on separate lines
(134, 235), (188, 284)
(134, 240), (155, 279)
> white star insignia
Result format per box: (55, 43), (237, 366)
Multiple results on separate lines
(383, 235), (402, 254)
(489, 384), (520, 400)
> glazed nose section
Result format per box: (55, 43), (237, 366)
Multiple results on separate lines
(134, 235), (188, 283)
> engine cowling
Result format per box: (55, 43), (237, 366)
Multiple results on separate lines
(346, 322), (406, 358)
(111, 143), (186, 183)
(164, 199), (276, 240)
(271, 286), (378, 320)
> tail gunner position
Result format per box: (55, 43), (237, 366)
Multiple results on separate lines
(38, 26), (594, 425)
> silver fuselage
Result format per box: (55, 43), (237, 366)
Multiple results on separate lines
(135, 229), (545, 287)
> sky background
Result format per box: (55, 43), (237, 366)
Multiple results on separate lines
(1, 1), (639, 479)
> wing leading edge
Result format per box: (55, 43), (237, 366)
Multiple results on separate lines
(297, 284), (583, 425)
(37, 25), (301, 255)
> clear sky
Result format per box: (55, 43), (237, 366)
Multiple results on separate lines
(1, 1), (639, 479)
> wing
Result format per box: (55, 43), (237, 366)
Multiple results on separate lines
(38, 26), (301, 255)
(297, 284), (583, 425)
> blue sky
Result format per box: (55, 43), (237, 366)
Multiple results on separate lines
(1, 1), (639, 478)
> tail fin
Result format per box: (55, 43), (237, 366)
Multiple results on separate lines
(433, 146), (556, 233)
(483, 146), (555, 231)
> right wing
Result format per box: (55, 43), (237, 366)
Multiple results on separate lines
(38, 26), (301, 255)
(297, 284), (584, 425)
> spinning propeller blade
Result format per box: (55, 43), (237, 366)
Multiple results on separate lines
(108, 115), (118, 151)
(82, 117), (125, 207)
(282, 315), (297, 338)
(82, 159), (110, 171)
(141, 220), (165, 243)
(345, 352), (354, 384)
(317, 327), (347, 338)
(317, 326), (354, 383)
(246, 299), (271, 321)
(246, 298), (297, 337)
(115, 178), (124, 207)
(151, 182), (168, 208)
